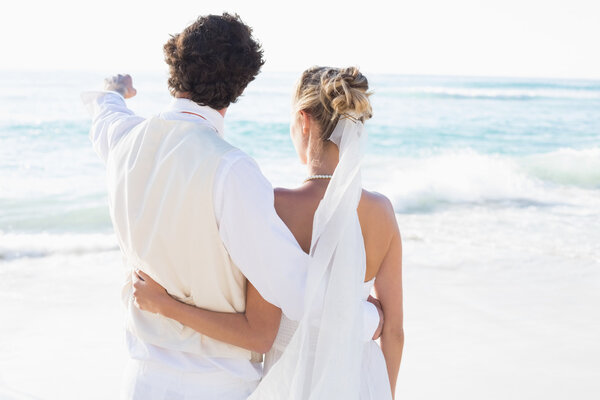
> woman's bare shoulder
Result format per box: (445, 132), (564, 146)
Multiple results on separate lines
(359, 189), (396, 222)
(359, 189), (399, 242)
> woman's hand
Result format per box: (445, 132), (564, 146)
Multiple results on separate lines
(132, 269), (173, 314)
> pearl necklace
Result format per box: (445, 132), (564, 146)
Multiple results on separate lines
(303, 174), (333, 183)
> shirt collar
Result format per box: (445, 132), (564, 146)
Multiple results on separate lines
(166, 97), (225, 137)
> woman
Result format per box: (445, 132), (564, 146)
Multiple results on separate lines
(133, 66), (404, 398)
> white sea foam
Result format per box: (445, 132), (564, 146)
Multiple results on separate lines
(0, 232), (118, 260)
(363, 148), (600, 213)
(522, 147), (600, 188)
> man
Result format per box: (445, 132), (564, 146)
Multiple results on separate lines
(82, 13), (382, 400)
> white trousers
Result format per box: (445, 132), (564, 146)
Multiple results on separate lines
(121, 359), (259, 400)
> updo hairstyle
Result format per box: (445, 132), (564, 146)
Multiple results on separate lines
(294, 66), (372, 141)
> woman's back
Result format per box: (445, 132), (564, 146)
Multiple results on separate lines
(263, 183), (402, 400)
(274, 183), (398, 282)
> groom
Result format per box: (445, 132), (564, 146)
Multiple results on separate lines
(83, 13), (382, 399)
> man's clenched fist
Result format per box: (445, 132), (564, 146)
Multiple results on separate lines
(104, 74), (137, 99)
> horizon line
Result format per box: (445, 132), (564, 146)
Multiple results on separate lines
(1, 67), (600, 83)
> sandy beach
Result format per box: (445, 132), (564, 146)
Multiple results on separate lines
(1, 208), (599, 399)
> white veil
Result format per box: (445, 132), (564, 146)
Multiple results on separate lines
(249, 114), (367, 399)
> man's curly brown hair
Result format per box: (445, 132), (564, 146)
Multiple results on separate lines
(163, 13), (265, 110)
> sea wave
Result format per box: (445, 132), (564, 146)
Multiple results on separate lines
(2, 148), (598, 234)
(367, 148), (600, 213)
(0, 232), (118, 261)
(522, 148), (600, 188)
(378, 86), (600, 100)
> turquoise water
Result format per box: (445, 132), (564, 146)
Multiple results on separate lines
(0, 70), (599, 255)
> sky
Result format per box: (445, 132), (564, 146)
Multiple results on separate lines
(1, 0), (599, 79)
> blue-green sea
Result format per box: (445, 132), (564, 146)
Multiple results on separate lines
(1, 70), (599, 237)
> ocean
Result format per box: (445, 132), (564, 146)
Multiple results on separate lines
(1, 70), (599, 399)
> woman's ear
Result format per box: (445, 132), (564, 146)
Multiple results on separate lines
(299, 110), (311, 136)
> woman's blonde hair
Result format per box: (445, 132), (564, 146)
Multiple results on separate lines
(294, 66), (372, 141)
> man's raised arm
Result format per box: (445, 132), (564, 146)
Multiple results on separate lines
(81, 74), (144, 162)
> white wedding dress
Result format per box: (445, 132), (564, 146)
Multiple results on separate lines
(248, 115), (393, 400)
(263, 278), (393, 399)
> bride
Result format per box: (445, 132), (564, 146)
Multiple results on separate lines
(133, 66), (404, 399)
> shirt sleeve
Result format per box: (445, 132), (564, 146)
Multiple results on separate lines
(214, 153), (308, 321)
(81, 90), (145, 162)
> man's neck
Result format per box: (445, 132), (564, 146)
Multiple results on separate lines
(175, 92), (227, 117)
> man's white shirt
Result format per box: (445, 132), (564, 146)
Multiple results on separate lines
(82, 91), (380, 382)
